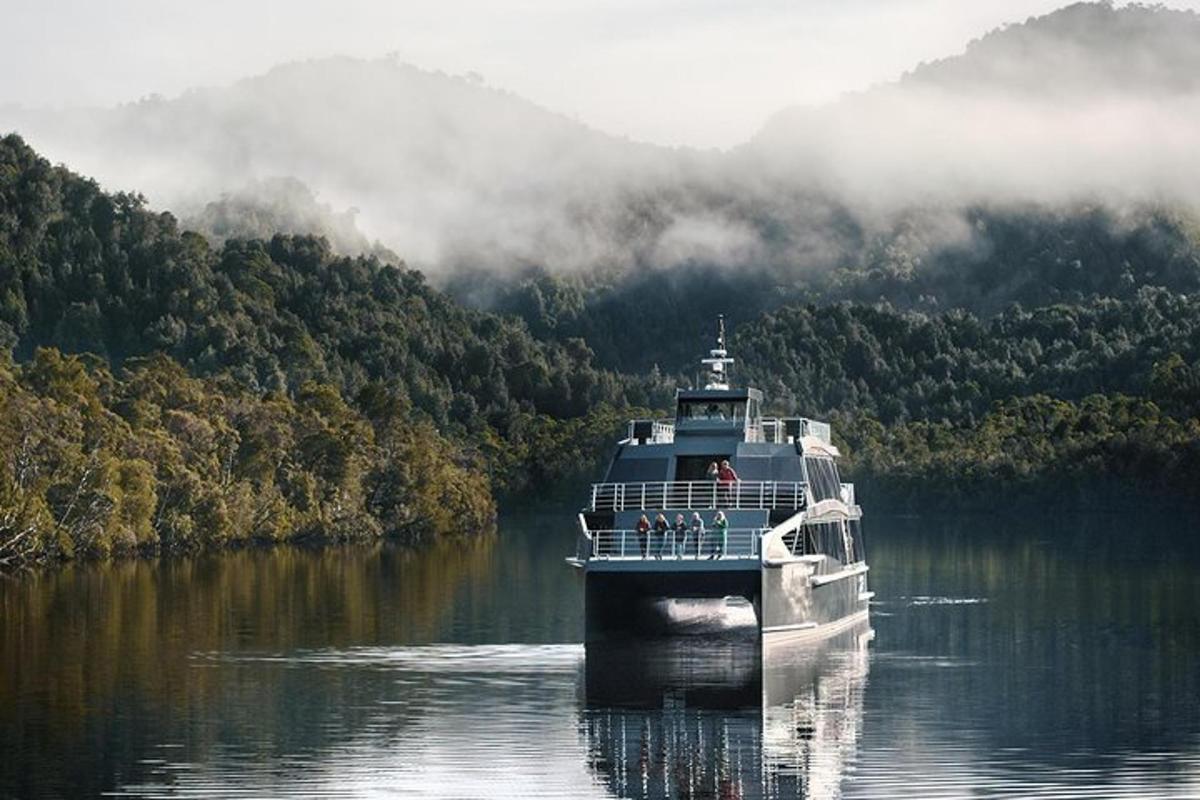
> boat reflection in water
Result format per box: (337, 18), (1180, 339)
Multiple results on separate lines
(582, 603), (871, 799)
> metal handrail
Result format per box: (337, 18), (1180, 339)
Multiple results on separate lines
(626, 418), (676, 444)
(588, 528), (767, 560)
(589, 481), (807, 512)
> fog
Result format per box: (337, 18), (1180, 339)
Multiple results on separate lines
(3, 3), (1200, 278)
(749, 89), (1200, 212)
(0, 0), (1089, 149)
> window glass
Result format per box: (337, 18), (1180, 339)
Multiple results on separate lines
(848, 518), (866, 563)
(677, 401), (745, 421)
(804, 456), (842, 501)
(804, 521), (847, 562)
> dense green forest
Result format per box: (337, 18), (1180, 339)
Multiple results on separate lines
(735, 292), (1200, 424)
(451, 203), (1200, 374)
(3, 132), (1200, 567)
(0, 346), (500, 568)
(0, 134), (649, 567)
(0, 133), (670, 420)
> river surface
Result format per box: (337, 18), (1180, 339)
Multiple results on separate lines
(2, 509), (1199, 799)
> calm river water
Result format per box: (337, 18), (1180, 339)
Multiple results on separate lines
(2, 509), (1199, 798)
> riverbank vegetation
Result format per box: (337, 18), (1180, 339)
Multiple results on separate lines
(0, 348), (495, 568)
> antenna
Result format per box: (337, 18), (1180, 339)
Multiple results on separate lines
(700, 314), (734, 390)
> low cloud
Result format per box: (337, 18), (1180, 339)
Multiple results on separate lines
(3, 5), (1200, 280)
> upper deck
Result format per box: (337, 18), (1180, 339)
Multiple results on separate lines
(587, 479), (855, 512)
(594, 317), (844, 516)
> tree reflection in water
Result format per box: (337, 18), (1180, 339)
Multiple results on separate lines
(582, 623), (872, 799)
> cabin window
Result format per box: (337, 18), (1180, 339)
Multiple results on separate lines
(607, 458), (669, 482)
(804, 456), (842, 502)
(675, 455), (729, 481)
(677, 400), (745, 422)
(807, 520), (847, 562)
(848, 518), (866, 563)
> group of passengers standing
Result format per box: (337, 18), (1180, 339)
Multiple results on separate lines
(635, 510), (729, 559)
(632, 459), (740, 559)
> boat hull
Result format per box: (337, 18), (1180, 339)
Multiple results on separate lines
(583, 560), (869, 640)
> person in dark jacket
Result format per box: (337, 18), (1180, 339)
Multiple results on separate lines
(636, 514), (651, 557)
(673, 513), (688, 558)
(653, 513), (669, 559)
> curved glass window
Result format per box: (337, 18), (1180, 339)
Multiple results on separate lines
(788, 520), (845, 561)
(848, 518), (866, 564)
(804, 456), (842, 502)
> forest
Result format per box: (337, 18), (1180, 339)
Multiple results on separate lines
(2, 132), (1200, 568)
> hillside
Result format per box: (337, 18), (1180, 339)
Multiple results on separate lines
(902, 2), (1200, 96)
(1, 57), (706, 274)
(1, 131), (1200, 570)
(0, 133), (664, 421)
(469, 2), (1200, 370)
(0, 134), (666, 568)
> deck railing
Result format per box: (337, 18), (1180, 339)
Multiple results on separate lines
(588, 528), (767, 560)
(589, 481), (807, 512)
(626, 419), (675, 444)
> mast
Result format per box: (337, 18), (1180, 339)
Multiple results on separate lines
(701, 315), (734, 390)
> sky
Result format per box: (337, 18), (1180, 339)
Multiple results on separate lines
(7, 0), (1196, 149)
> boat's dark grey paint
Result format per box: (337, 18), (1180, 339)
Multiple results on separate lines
(569, 318), (870, 640)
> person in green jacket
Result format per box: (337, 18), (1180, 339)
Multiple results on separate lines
(711, 510), (729, 559)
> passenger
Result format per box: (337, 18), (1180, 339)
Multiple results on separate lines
(673, 513), (688, 559)
(653, 513), (669, 559)
(718, 459), (739, 505)
(711, 510), (728, 559)
(636, 514), (651, 557)
(706, 461), (720, 507)
(690, 512), (705, 559)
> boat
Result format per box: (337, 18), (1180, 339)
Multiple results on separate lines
(568, 316), (871, 639)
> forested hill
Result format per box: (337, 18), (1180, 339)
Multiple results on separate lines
(0, 134), (659, 568)
(902, 2), (1200, 96)
(456, 2), (1200, 373)
(735, 293), (1200, 426)
(460, 203), (1200, 375)
(0, 134), (662, 423)
(0, 56), (683, 272)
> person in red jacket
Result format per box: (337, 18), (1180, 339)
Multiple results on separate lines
(636, 514), (651, 557)
(717, 460), (739, 505)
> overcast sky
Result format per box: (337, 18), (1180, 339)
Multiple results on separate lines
(4, 0), (1199, 148)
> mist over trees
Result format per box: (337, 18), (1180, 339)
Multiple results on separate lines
(8, 3), (1200, 373)
(185, 177), (399, 261)
(0, 134), (659, 567)
(6, 3), (1200, 287)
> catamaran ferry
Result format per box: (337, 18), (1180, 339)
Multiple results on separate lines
(568, 317), (871, 639)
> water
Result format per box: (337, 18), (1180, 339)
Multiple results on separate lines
(2, 510), (1199, 798)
